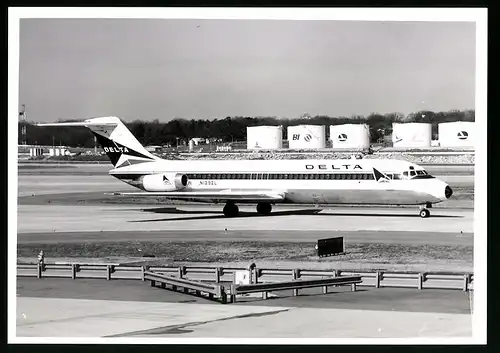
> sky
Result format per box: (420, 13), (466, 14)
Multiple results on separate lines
(18, 19), (476, 123)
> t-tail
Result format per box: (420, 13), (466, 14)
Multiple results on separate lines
(36, 116), (159, 167)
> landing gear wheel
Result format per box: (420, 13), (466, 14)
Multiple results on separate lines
(256, 202), (272, 215)
(223, 202), (239, 217)
(419, 208), (430, 218)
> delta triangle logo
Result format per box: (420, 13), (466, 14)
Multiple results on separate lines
(162, 175), (171, 185)
(373, 168), (390, 182)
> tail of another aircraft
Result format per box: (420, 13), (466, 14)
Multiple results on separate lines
(37, 116), (159, 168)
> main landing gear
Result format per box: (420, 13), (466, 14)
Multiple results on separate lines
(223, 201), (239, 217)
(256, 202), (272, 215)
(222, 202), (273, 217)
(419, 202), (433, 218)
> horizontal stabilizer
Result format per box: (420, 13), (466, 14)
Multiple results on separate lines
(36, 121), (117, 127)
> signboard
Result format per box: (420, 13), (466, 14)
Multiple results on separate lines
(234, 270), (251, 285)
(317, 237), (345, 257)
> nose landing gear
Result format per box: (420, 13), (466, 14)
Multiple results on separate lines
(419, 208), (430, 218)
(419, 203), (432, 218)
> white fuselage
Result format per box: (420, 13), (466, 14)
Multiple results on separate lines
(109, 158), (452, 206)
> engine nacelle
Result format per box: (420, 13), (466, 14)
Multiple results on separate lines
(141, 173), (188, 192)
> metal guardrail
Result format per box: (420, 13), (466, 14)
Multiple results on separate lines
(229, 275), (362, 303)
(17, 263), (474, 292)
(144, 271), (226, 303)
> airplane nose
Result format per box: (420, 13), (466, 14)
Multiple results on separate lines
(445, 185), (453, 199)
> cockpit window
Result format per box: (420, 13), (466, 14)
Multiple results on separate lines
(403, 171), (408, 177)
(410, 171), (416, 176)
(411, 169), (435, 179)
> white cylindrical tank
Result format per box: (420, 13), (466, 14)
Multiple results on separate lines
(392, 123), (432, 148)
(287, 125), (326, 149)
(438, 122), (474, 148)
(330, 124), (370, 149)
(247, 126), (283, 150)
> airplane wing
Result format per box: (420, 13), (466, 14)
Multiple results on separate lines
(107, 190), (287, 203)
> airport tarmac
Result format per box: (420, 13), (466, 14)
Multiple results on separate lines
(14, 163), (476, 339)
(17, 203), (474, 234)
(16, 277), (472, 338)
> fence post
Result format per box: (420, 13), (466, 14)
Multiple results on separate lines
(334, 270), (340, 287)
(106, 265), (114, 281)
(230, 285), (236, 303)
(141, 266), (148, 281)
(255, 268), (261, 284)
(351, 283), (357, 292)
(253, 267), (259, 284)
(71, 264), (78, 279)
(37, 263), (42, 279)
(215, 267), (221, 283)
(178, 266), (185, 279)
(221, 289), (228, 304)
(292, 269), (299, 296)
(374, 271), (379, 288)
(463, 273), (470, 292)
(262, 291), (268, 300)
(418, 273), (423, 290)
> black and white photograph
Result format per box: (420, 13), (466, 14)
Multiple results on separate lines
(9, 7), (487, 344)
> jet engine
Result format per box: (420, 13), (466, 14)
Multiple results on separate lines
(140, 173), (188, 192)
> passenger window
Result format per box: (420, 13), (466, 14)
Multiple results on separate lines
(258, 173), (262, 179)
(263, 174), (268, 180)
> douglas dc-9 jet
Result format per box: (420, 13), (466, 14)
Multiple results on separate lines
(38, 116), (453, 218)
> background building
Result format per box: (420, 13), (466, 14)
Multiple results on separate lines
(392, 123), (432, 148)
(438, 121), (475, 148)
(330, 124), (370, 149)
(287, 125), (326, 149)
(246, 126), (283, 150)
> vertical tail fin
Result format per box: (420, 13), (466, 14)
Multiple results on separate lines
(37, 116), (158, 167)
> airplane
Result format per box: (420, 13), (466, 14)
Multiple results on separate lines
(37, 116), (453, 218)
